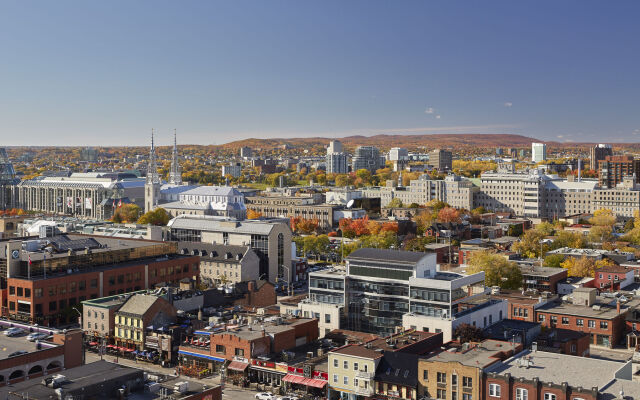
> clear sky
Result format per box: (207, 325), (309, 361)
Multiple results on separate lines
(1, 1), (639, 146)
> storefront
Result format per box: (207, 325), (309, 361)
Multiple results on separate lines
(178, 349), (225, 378)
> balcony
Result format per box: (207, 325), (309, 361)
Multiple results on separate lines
(356, 370), (374, 379)
(355, 387), (374, 396)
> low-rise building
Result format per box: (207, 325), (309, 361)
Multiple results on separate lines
(593, 264), (634, 291)
(179, 242), (260, 285)
(114, 294), (177, 351)
(518, 265), (568, 293)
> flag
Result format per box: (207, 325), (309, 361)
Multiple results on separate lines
(118, 199), (122, 208)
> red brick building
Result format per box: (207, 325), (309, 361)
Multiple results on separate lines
(593, 264), (634, 291)
(490, 290), (557, 323)
(1, 235), (198, 326)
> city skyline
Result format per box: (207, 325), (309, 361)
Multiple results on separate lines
(1, 1), (639, 146)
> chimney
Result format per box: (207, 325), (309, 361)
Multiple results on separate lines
(617, 300), (621, 314)
(248, 281), (255, 292)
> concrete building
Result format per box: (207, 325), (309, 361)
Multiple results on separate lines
(14, 172), (146, 220)
(531, 142), (547, 163)
(179, 242), (260, 285)
(352, 146), (385, 173)
(0, 149), (18, 211)
(222, 163), (242, 178)
(240, 146), (253, 158)
(427, 149), (452, 171)
(162, 186), (247, 219)
(590, 143), (613, 170)
(167, 215), (292, 284)
(244, 195), (335, 230)
(327, 140), (349, 174)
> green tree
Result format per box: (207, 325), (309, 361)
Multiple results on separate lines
(544, 254), (565, 269)
(466, 251), (523, 289)
(386, 198), (403, 208)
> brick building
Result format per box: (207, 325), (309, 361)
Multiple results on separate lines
(598, 155), (640, 188)
(489, 290), (557, 323)
(0, 235), (198, 326)
(534, 288), (638, 348)
(518, 265), (568, 293)
(593, 264), (634, 291)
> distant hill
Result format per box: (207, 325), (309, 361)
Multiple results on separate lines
(215, 134), (543, 151)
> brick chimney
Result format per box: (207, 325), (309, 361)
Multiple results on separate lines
(617, 300), (621, 314)
(248, 281), (255, 292)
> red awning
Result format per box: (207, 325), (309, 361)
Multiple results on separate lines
(227, 361), (249, 372)
(88, 341), (98, 346)
(306, 379), (327, 389)
(283, 374), (307, 384)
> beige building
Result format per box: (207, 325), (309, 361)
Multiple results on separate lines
(168, 215), (293, 284)
(328, 345), (382, 400)
(178, 242), (261, 285)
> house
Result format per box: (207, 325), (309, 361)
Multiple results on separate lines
(374, 352), (418, 400)
(593, 264), (634, 291)
(113, 294), (177, 351)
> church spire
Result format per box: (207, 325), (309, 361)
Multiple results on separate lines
(169, 128), (182, 185)
(146, 128), (160, 185)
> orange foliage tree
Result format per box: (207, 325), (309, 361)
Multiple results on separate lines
(246, 209), (263, 219)
(290, 217), (320, 234)
(437, 207), (461, 223)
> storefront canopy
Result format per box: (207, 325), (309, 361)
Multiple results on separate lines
(227, 361), (249, 372)
(282, 375), (327, 388)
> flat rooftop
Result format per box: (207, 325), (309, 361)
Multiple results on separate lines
(537, 297), (640, 319)
(486, 350), (625, 390)
(421, 340), (518, 368)
(366, 330), (439, 352)
(518, 265), (567, 277)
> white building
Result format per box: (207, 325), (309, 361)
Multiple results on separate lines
(531, 142), (547, 163)
(161, 186), (247, 219)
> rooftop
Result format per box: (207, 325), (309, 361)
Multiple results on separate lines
(347, 248), (429, 264)
(421, 340), (518, 368)
(167, 215), (285, 235)
(486, 350), (625, 391)
(330, 344), (384, 359)
(518, 265), (568, 278)
(537, 297), (640, 319)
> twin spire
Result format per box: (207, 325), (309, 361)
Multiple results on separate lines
(147, 128), (182, 186)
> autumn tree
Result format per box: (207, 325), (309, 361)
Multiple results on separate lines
(414, 210), (435, 235)
(137, 207), (170, 226)
(544, 254), (565, 269)
(453, 323), (484, 344)
(437, 207), (461, 223)
(246, 209), (263, 219)
(111, 204), (141, 223)
(512, 229), (548, 259)
(466, 251), (523, 289)
(550, 230), (587, 250)
(560, 256), (596, 277)
(386, 198), (403, 209)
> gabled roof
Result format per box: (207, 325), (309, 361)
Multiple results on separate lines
(375, 352), (418, 386)
(116, 294), (162, 316)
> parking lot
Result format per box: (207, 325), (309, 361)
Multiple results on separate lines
(0, 330), (55, 360)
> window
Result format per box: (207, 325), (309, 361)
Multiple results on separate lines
(354, 378), (359, 387)
(343, 376), (348, 385)
(489, 383), (501, 397)
(423, 370), (428, 381)
(437, 372), (446, 384)
(16, 287), (23, 297)
(516, 388), (528, 400)
(544, 393), (556, 400)
(344, 361), (348, 369)
(354, 362), (358, 371)
(235, 348), (244, 356)
(462, 377), (472, 387)
(538, 314), (545, 322)
(562, 317), (569, 325)
(452, 392), (457, 400)
(9, 286), (15, 295)
(576, 319), (584, 326)
(452, 374), (457, 386)
(215, 345), (225, 354)
(34, 288), (43, 298)
(333, 374), (338, 383)
(600, 321), (608, 329)
(462, 395), (472, 400)
(437, 389), (446, 399)
(333, 359), (338, 367)
(90, 279), (98, 288)
(325, 314), (331, 323)
(79, 280), (86, 291)
(588, 320), (595, 328)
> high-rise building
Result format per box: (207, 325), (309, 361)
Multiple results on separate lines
(222, 163), (242, 178)
(531, 143), (547, 163)
(590, 143), (613, 171)
(240, 146), (253, 158)
(326, 140), (348, 174)
(80, 147), (98, 162)
(428, 149), (452, 171)
(598, 155), (640, 188)
(0, 148), (17, 210)
(168, 129), (182, 185)
(388, 147), (408, 161)
(352, 146), (385, 173)
(145, 129), (161, 213)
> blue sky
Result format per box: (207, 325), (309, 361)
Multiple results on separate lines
(1, 1), (639, 146)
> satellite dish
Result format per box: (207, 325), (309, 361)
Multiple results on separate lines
(346, 199), (355, 208)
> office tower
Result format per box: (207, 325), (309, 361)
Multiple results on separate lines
(240, 146), (253, 158)
(0, 148), (17, 210)
(428, 149), (452, 171)
(352, 146), (385, 173)
(531, 143), (547, 163)
(590, 144), (613, 170)
(326, 140), (348, 174)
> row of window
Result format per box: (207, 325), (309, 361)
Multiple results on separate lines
(488, 383), (584, 400)
(539, 314), (609, 329)
(332, 359), (370, 372)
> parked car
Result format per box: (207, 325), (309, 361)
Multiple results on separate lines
(4, 327), (25, 337)
(26, 332), (49, 342)
(277, 396), (299, 400)
(8, 350), (28, 357)
(255, 393), (275, 400)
